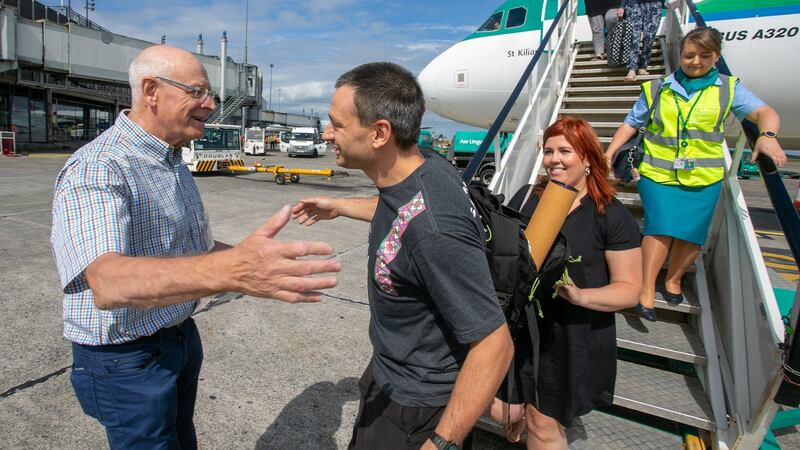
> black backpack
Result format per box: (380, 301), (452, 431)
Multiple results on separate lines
(467, 182), (536, 340)
(468, 181), (571, 406)
(467, 182), (570, 336)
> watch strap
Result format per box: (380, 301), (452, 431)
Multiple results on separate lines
(430, 432), (458, 450)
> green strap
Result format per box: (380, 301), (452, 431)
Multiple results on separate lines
(672, 89), (706, 153)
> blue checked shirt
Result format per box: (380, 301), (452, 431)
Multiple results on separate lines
(51, 111), (214, 345)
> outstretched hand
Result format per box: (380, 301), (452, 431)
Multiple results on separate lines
(291, 197), (338, 226)
(230, 206), (341, 303)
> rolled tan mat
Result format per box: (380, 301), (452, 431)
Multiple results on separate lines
(524, 180), (578, 269)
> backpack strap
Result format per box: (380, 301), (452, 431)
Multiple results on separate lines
(508, 184), (535, 212)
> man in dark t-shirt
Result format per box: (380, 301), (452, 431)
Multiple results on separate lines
(292, 62), (512, 450)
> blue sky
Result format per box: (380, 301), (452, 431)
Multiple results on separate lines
(88, 0), (498, 137)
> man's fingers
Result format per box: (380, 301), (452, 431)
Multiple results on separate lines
(273, 275), (339, 293)
(278, 240), (336, 258)
(259, 205), (291, 238)
(271, 289), (324, 303)
(294, 211), (318, 226)
(277, 258), (342, 277)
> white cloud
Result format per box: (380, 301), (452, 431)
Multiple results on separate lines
(90, 0), (475, 133)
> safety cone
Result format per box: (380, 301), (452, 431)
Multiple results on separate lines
(794, 180), (800, 211)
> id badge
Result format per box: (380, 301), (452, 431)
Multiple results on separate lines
(684, 158), (696, 170)
(673, 158), (686, 170)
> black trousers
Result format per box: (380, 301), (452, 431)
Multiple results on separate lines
(348, 362), (473, 450)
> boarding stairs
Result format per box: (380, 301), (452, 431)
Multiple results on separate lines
(206, 87), (249, 124)
(480, 1), (790, 448)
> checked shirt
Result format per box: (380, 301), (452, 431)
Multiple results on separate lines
(51, 111), (214, 345)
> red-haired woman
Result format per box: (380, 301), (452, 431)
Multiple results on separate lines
(487, 117), (642, 449)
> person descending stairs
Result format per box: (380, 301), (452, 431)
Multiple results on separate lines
(555, 39), (717, 447)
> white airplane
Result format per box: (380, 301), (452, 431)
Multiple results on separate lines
(418, 0), (800, 148)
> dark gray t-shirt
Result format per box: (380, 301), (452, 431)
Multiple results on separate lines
(367, 151), (506, 407)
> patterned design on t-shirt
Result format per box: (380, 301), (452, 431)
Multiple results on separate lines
(375, 191), (426, 295)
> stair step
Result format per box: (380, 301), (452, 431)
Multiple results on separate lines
(560, 108), (633, 115)
(563, 96), (640, 103)
(588, 121), (624, 129)
(576, 49), (662, 59)
(567, 85), (643, 94)
(616, 312), (707, 364)
(572, 65), (666, 76)
(599, 136), (612, 144)
(476, 410), (684, 449)
(570, 75), (662, 84)
(614, 360), (716, 431)
(574, 57), (664, 68)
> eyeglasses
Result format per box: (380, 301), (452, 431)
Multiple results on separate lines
(155, 76), (216, 102)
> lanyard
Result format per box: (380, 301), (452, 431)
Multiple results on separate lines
(671, 89), (706, 156)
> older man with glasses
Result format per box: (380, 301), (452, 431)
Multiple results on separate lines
(50, 45), (341, 449)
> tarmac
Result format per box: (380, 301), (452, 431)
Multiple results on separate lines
(0, 149), (798, 449)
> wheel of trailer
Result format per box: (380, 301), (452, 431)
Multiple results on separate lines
(275, 173), (287, 185)
(290, 174), (300, 183)
(479, 165), (495, 186)
(313, 149), (318, 158)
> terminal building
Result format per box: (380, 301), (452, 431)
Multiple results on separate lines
(0, 0), (320, 150)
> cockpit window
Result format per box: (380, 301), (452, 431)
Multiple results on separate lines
(477, 12), (503, 32)
(506, 7), (527, 28)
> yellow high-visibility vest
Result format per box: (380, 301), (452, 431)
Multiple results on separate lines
(639, 74), (736, 187)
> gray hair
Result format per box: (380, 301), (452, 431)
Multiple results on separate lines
(128, 47), (173, 105)
(335, 62), (425, 150)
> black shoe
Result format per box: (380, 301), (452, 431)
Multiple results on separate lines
(635, 303), (657, 322)
(661, 289), (684, 305)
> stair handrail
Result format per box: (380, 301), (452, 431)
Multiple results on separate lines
(684, 0), (800, 408)
(461, 0), (573, 184)
(670, 0), (799, 442)
(207, 87), (248, 124)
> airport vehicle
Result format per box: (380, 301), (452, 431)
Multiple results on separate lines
(278, 131), (290, 152)
(451, 131), (513, 185)
(182, 124), (244, 173)
(243, 127), (265, 156)
(225, 162), (349, 185)
(287, 127), (326, 157)
(419, 0), (800, 448)
(735, 151), (760, 179)
(417, 129), (434, 151)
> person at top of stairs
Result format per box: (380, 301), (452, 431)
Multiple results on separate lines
(620, 0), (665, 81)
(604, 27), (786, 322)
(486, 117), (642, 449)
(586, 0), (621, 60)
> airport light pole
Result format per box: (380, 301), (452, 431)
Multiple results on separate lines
(243, 0), (249, 64)
(84, 0), (95, 25)
(269, 64), (273, 110)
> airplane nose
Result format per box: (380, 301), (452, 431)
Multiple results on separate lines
(418, 63), (443, 116)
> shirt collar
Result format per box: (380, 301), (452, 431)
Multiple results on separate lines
(662, 72), (723, 99)
(116, 110), (183, 166)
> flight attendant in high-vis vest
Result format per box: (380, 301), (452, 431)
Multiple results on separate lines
(605, 27), (786, 322)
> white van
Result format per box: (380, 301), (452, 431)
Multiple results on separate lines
(243, 127), (265, 155)
(288, 127), (326, 157)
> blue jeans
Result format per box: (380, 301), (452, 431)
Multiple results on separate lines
(70, 318), (203, 450)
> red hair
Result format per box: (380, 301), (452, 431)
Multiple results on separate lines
(536, 116), (616, 215)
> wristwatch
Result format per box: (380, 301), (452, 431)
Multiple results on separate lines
(430, 432), (459, 450)
(759, 131), (778, 138)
